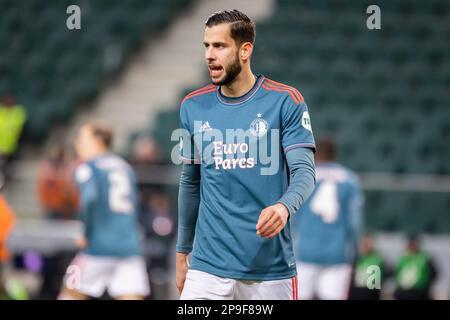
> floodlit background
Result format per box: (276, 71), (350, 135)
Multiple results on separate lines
(0, 0), (449, 299)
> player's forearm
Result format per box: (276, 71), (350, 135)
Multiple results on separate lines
(176, 163), (201, 253)
(277, 147), (316, 216)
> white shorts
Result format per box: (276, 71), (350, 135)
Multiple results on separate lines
(296, 262), (352, 300)
(180, 269), (298, 300)
(63, 253), (150, 298)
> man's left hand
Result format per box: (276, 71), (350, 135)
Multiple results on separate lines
(256, 203), (289, 239)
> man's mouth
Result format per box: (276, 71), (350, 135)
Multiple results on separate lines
(209, 65), (223, 77)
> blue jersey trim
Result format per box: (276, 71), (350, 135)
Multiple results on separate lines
(284, 143), (316, 153)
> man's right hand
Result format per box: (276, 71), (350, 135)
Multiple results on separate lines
(176, 252), (189, 294)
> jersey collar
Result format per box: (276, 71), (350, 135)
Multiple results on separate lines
(216, 75), (265, 106)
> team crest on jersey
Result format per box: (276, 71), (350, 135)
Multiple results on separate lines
(250, 113), (268, 137)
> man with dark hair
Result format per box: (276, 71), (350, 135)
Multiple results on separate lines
(176, 9), (316, 299)
(315, 136), (336, 160)
(292, 137), (364, 299)
(58, 122), (150, 300)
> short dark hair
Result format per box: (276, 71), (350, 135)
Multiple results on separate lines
(205, 9), (256, 45)
(316, 136), (337, 161)
(86, 121), (113, 149)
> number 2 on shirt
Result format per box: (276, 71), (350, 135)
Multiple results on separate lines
(108, 171), (133, 214)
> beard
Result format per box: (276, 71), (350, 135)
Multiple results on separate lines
(212, 53), (242, 86)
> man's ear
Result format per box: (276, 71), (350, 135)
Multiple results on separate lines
(240, 42), (253, 62)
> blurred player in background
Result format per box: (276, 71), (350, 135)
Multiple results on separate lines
(58, 122), (149, 300)
(393, 235), (437, 300)
(0, 94), (27, 177)
(176, 10), (316, 300)
(37, 144), (79, 220)
(293, 137), (364, 300)
(0, 177), (29, 301)
(348, 234), (385, 300)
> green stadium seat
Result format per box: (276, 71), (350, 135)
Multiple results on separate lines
(365, 60), (397, 89)
(292, 58), (322, 85)
(23, 103), (54, 143)
(151, 109), (180, 162)
(437, 62), (450, 87)
(316, 33), (348, 61)
(401, 61), (434, 89)
(365, 192), (403, 232)
(328, 59), (360, 87)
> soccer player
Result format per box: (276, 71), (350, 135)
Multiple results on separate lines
(58, 122), (150, 300)
(292, 137), (364, 300)
(176, 10), (316, 300)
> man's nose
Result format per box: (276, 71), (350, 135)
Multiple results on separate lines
(205, 47), (215, 61)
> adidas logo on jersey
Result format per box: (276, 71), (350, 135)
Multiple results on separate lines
(199, 121), (212, 132)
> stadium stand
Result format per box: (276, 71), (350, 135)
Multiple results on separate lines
(0, 0), (191, 143)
